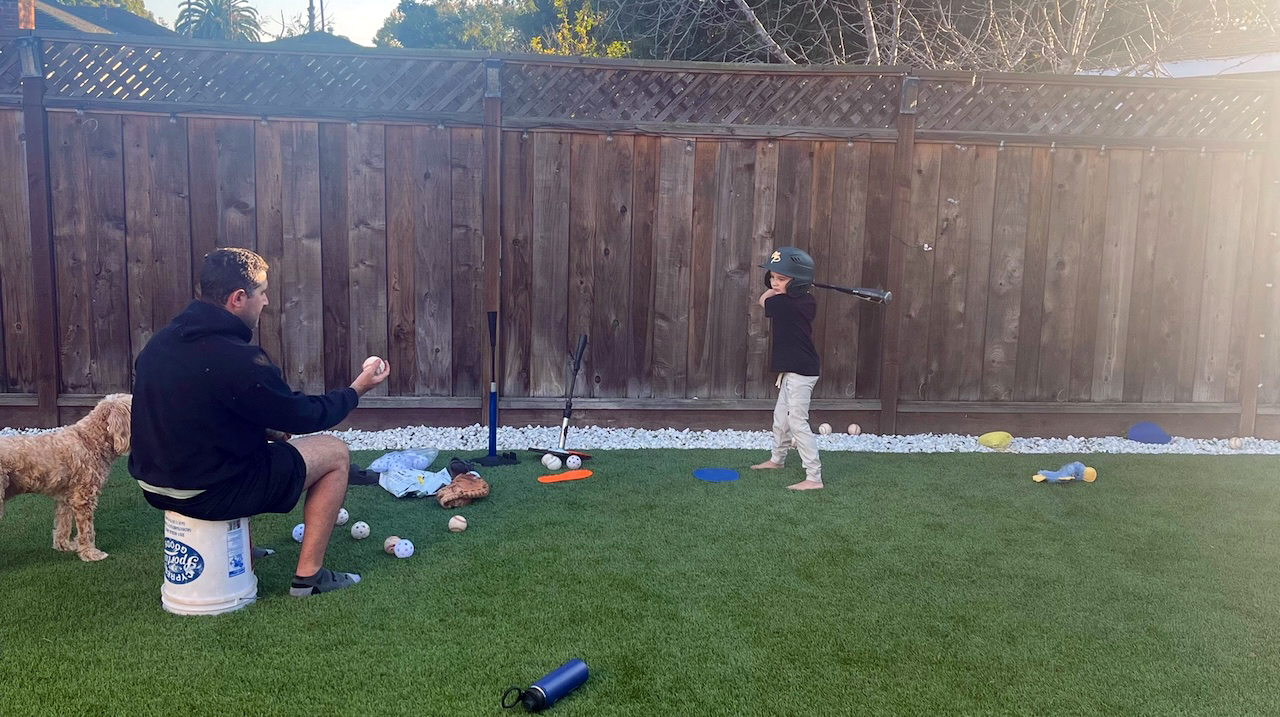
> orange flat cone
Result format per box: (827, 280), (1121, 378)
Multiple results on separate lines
(537, 469), (593, 484)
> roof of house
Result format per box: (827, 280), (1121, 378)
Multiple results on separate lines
(262, 31), (365, 51)
(36, 1), (177, 37)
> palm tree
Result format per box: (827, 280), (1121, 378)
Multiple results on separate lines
(175, 0), (263, 42)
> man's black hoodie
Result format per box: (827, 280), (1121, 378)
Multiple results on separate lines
(129, 300), (359, 491)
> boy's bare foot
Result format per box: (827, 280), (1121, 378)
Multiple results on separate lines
(751, 460), (783, 470)
(787, 480), (823, 491)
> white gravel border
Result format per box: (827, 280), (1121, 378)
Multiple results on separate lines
(6, 423), (1280, 455)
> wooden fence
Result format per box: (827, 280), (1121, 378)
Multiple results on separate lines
(0, 31), (1277, 438)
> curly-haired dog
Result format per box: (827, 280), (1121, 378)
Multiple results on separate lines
(0, 393), (132, 561)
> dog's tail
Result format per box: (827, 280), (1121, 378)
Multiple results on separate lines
(0, 465), (7, 519)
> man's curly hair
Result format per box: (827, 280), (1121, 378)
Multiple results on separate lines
(200, 247), (268, 306)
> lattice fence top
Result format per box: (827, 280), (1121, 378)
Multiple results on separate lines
(503, 62), (903, 131)
(917, 78), (1268, 143)
(0, 37), (23, 102)
(17, 35), (489, 121)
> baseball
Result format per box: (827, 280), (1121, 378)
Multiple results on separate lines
(566, 455), (582, 469)
(541, 453), (555, 468)
(291, 523), (305, 543)
(847, 423), (862, 436)
(546, 455), (562, 471)
(448, 515), (468, 532)
(384, 535), (401, 554)
(394, 539), (415, 559)
(362, 356), (386, 375)
(350, 521), (370, 539)
(335, 508), (349, 526)
(818, 423), (832, 435)
(1229, 436), (1244, 450)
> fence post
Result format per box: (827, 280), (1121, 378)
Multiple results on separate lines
(879, 75), (918, 436)
(1238, 81), (1280, 438)
(17, 35), (59, 427)
(482, 58), (503, 428)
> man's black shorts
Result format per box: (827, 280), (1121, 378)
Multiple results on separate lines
(143, 442), (308, 521)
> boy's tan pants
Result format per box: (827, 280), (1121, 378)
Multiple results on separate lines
(770, 373), (822, 484)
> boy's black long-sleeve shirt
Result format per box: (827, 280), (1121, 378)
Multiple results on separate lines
(129, 300), (358, 491)
(765, 293), (820, 376)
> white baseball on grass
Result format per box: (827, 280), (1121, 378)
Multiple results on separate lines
(546, 455), (562, 471)
(848, 423), (862, 436)
(541, 453), (555, 468)
(292, 523), (305, 543)
(566, 455), (582, 470)
(448, 515), (468, 532)
(362, 356), (387, 375)
(335, 508), (349, 526)
(818, 423), (832, 435)
(394, 539), (415, 559)
(350, 521), (370, 539)
(384, 535), (401, 554)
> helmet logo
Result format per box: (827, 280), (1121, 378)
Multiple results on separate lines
(769, 251), (781, 263)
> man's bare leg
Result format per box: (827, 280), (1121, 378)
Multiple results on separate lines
(287, 435), (350, 577)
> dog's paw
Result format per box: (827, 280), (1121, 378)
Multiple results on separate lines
(53, 538), (79, 552)
(78, 548), (108, 562)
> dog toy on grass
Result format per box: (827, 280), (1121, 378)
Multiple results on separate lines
(1033, 461), (1097, 484)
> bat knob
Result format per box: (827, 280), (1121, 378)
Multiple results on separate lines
(883, 291), (892, 304)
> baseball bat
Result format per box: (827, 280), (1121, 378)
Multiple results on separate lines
(812, 283), (892, 304)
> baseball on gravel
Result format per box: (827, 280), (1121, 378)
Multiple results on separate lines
(1229, 437), (1244, 450)
(335, 508), (349, 526)
(394, 539), (415, 559)
(448, 516), (468, 532)
(384, 535), (401, 554)
(566, 455), (582, 469)
(818, 423), (832, 435)
(362, 356), (387, 375)
(848, 424), (862, 436)
(350, 521), (370, 539)
(292, 523), (305, 543)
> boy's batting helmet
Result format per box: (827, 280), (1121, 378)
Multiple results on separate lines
(760, 247), (815, 296)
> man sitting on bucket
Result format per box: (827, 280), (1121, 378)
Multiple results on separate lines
(130, 247), (388, 597)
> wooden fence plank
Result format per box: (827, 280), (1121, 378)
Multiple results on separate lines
(123, 115), (192, 369)
(856, 142), (894, 400)
(347, 123), (388, 395)
(417, 126), (454, 396)
(687, 139), (718, 399)
(386, 124), (417, 394)
(1092, 149), (1143, 401)
(1068, 148), (1108, 401)
(1194, 152), (1245, 402)
(280, 122), (324, 394)
(1177, 153), (1214, 402)
(80, 113), (129, 394)
(501, 130), (533, 397)
(926, 142), (975, 401)
(0, 110), (24, 391)
(899, 142), (940, 400)
(217, 120), (257, 251)
(808, 140), (836, 379)
(319, 122), (350, 391)
(451, 127), (484, 397)
(1227, 154), (1263, 402)
(187, 118), (219, 287)
(50, 113), (93, 394)
(591, 133), (634, 398)
(1124, 150), (1162, 402)
(254, 121), (284, 367)
(746, 138), (778, 400)
(1037, 148), (1086, 402)
(530, 132), (570, 398)
(818, 140), (869, 399)
(1145, 151), (1195, 402)
(774, 140), (813, 250)
(708, 139), (755, 399)
(568, 133), (600, 398)
(653, 137), (694, 399)
(1013, 147), (1052, 401)
(629, 134), (659, 398)
(983, 146), (1032, 401)
(960, 145), (997, 400)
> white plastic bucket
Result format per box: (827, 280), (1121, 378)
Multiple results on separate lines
(161, 511), (258, 615)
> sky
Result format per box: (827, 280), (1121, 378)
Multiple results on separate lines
(147, 0), (400, 46)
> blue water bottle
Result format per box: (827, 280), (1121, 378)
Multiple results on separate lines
(502, 659), (589, 712)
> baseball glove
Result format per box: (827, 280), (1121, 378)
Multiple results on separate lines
(437, 472), (489, 509)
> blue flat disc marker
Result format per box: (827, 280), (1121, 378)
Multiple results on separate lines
(693, 468), (739, 483)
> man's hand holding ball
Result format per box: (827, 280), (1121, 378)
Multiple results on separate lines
(351, 355), (390, 395)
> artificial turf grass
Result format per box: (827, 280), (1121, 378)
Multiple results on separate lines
(1, 451), (1279, 716)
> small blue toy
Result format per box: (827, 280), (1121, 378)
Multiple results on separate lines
(1033, 461), (1097, 484)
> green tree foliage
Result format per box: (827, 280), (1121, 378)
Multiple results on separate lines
(530, 0), (628, 57)
(374, 0), (624, 57)
(57, 0), (155, 21)
(175, 0), (262, 42)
